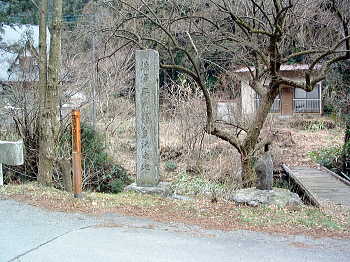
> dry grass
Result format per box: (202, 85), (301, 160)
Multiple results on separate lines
(101, 98), (344, 188)
(102, 97), (244, 186)
(277, 127), (343, 167)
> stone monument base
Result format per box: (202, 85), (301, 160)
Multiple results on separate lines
(229, 187), (303, 208)
(124, 182), (172, 197)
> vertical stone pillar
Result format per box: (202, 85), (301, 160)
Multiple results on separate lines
(135, 50), (160, 186)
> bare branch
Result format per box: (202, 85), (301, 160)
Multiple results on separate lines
(186, 31), (198, 55)
(160, 64), (199, 82)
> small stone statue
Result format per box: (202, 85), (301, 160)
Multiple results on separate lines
(254, 144), (273, 190)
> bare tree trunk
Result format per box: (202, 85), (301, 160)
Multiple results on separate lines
(38, 0), (47, 94)
(58, 159), (72, 192)
(37, 0), (49, 185)
(38, 0), (62, 186)
(241, 154), (255, 187)
(239, 87), (280, 186)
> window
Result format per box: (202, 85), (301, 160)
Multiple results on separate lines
(255, 92), (281, 113)
(293, 85), (321, 113)
(294, 87), (319, 99)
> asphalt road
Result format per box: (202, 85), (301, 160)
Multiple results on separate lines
(0, 199), (349, 262)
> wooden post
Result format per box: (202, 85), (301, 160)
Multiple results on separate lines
(72, 110), (82, 198)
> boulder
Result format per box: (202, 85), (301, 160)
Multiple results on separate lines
(229, 187), (303, 207)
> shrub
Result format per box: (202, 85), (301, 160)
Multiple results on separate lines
(164, 161), (177, 171)
(290, 119), (336, 131)
(323, 104), (334, 115)
(60, 124), (132, 193)
(309, 146), (342, 170)
(110, 179), (126, 194)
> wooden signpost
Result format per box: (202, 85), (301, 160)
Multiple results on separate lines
(72, 109), (82, 198)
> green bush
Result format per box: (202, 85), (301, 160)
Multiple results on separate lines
(323, 104), (334, 115)
(309, 146), (342, 170)
(60, 124), (132, 193)
(110, 179), (126, 194)
(165, 161), (177, 171)
(96, 165), (131, 193)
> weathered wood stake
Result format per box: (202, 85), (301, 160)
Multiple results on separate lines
(72, 109), (82, 198)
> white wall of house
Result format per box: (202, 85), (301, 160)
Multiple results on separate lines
(216, 101), (236, 122)
(241, 80), (256, 115)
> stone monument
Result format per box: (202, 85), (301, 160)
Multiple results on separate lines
(0, 140), (24, 185)
(135, 49), (160, 186)
(125, 50), (171, 196)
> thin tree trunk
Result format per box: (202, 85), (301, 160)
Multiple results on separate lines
(58, 159), (72, 192)
(37, 0), (49, 185)
(38, 0), (62, 186)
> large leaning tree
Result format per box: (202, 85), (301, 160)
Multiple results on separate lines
(102, 0), (350, 186)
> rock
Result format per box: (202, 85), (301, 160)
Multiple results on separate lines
(229, 187), (303, 207)
(124, 182), (172, 197)
(254, 153), (273, 190)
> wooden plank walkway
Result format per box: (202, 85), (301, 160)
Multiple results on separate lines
(282, 165), (350, 208)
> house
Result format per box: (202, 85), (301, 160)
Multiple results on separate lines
(0, 24), (50, 86)
(216, 64), (323, 121)
(0, 24), (51, 125)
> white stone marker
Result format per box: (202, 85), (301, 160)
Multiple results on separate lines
(0, 140), (24, 185)
(135, 50), (160, 186)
